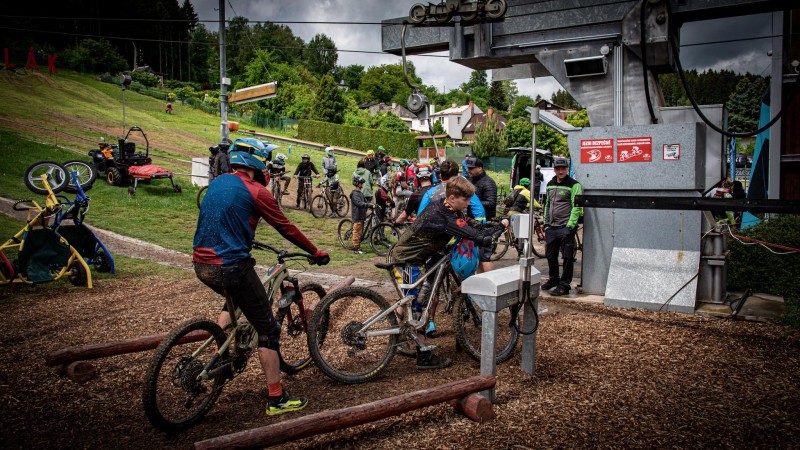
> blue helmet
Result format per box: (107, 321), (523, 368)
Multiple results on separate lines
(229, 151), (266, 172)
(451, 238), (479, 278)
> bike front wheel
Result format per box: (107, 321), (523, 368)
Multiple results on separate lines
(369, 222), (400, 256)
(62, 160), (97, 193)
(309, 195), (328, 219)
(307, 286), (397, 384)
(275, 283), (328, 374)
(24, 161), (68, 195)
(337, 219), (355, 250)
(142, 318), (227, 432)
(489, 228), (511, 261)
(454, 294), (519, 364)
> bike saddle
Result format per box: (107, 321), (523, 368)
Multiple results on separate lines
(374, 261), (408, 271)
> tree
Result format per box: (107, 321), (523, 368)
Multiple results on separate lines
(727, 75), (768, 133)
(61, 39), (127, 73)
(311, 74), (346, 124)
(536, 125), (567, 156)
(188, 25), (215, 84)
(550, 89), (580, 109)
(375, 113), (409, 132)
(333, 64), (365, 90)
(509, 95), (537, 119)
(360, 63), (420, 104)
(461, 70), (488, 94)
(504, 118), (532, 148)
(566, 109), (590, 127)
(305, 34), (338, 76)
(487, 81), (509, 112)
(472, 115), (507, 158)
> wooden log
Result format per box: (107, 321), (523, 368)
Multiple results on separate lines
(65, 361), (97, 384)
(194, 375), (495, 450)
(46, 330), (209, 367)
(448, 393), (495, 423)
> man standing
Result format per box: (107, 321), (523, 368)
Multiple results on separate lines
(541, 157), (583, 296)
(461, 154), (472, 177)
(466, 157), (498, 273)
(193, 151), (329, 415)
(534, 165), (544, 202)
(291, 154), (320, 208)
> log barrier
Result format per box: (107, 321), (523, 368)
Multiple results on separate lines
(193, 375), (496, 450)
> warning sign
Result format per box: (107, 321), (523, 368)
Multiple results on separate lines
(617, 137), (652, 163)
(580, 139), (614, 163)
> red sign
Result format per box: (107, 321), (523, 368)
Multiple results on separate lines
(617, 137), (652, 163)
(580, 139), (614, 163)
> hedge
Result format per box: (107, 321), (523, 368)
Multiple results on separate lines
(727, 214), (800, 328)
(298, 119), (418, 159)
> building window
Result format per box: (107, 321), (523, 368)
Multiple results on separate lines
(457, 117), (461, 125)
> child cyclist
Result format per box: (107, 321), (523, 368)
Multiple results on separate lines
(390, 175), (508, 369)
(350, 175), (373, 254)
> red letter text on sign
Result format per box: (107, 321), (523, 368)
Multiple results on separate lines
(47, 54), (58, 74)
(25, 47), (39, 71)
(4, 48), (17, 69)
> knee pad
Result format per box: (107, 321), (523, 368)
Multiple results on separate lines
(257, 326), (281, 351)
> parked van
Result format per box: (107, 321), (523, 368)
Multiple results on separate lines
(508, 147), (554, 199)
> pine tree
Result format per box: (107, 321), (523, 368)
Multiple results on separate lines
(472, 115), (507, 158)
(311, 74), (346, 124)
(487, 81), (509, 111)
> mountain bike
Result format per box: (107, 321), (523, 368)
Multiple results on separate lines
(310, 178), (350, 218)
(307, 230), (517, 384)
(337, 208), (399, 256)
(142, 241), (329, 432)
(295, 176), (314, 210)
(269, 173), (286, 210)
(491, 209), (546, 260)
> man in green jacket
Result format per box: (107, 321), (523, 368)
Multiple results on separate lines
(353, 160), (374, 203)
(541, 157), (583, 296)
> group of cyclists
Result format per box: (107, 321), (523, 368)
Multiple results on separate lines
(196, 138), (565, 418)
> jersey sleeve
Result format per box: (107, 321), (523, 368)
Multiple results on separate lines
(252, 187), (318, 255)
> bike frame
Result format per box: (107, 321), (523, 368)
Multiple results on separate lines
(357, 252), (451, 338)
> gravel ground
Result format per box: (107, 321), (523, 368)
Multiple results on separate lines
(1, 272), (798, 449)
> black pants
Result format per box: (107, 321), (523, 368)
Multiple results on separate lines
(545, 226), (576, 290)
(194, 259), (280, 349)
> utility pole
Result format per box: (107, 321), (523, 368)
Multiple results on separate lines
(218, 0), (229, 143)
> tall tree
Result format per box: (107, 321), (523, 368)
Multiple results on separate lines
(360, 63), (420, 104)
(311, 74), (346, 124)
(461, 70), (488, 94)
(305, 34), (338, 76)
(487, 81), (509, 111)
(509, 95), (538, 119)
(472, 115), (507, 158)
(727, 75), (769, 133)
(550, 89), (580, 109)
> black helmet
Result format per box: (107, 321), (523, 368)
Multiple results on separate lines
(329, 179), (340, 191)
(352, 175), (365, 186)
(302, 153), (311, 159)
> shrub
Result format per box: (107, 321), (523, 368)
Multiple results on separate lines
(61, 39), (127, 74)
(130, 71), (161, 87)
(727, 214), (800, 327)
(298, 119), (417, 158)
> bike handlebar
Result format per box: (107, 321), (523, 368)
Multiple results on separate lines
(251, 240), (318, 264)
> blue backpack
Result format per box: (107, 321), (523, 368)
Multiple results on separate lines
(451, 238), (479, 278)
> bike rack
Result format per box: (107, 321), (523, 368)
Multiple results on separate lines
(461, 262), (540, 403)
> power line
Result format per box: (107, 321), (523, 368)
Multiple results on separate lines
(0, 25), (449, 58)
(681, 35), (778, 48)
(0, 14), (398, 26)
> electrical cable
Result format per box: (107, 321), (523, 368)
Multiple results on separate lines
(672, 37), (800, 138)
(639, 0), (658, 124)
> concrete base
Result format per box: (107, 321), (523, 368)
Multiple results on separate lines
(696, 292), (785, 323)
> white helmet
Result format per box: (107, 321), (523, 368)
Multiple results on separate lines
(325, 146), (333, 156)
(536, 164), (541, 170)
(378, 174), (389, 190)
(276, 153), (287, 162)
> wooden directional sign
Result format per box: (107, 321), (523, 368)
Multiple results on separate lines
(228, 82), (277, 104)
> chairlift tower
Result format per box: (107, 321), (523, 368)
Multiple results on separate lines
(383, 0), (796, 312)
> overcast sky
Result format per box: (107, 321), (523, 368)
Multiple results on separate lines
(190, 1), (775, 101)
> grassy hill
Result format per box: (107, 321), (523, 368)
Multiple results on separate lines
(0, 69), (373, 270)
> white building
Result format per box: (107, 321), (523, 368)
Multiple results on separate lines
(412, 102), (482, 139)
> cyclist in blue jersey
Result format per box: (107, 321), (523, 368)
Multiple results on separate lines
(193, 151), (330, 416)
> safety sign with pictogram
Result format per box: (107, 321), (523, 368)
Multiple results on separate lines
(617, 137), (652, 163)
(580, 139), (614, 163)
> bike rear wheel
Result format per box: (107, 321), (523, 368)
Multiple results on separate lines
(454, 294), (519, 364)
(275, 283), (328, 374)
(196, 185), (208, 209)
(24, 161), (68, 195)
(336, 193), (350, 217)
(531, 229), (546, 258)
(490, 228), (511, 261)
(337, 219), (355, 250)
(307, 286), (397, 384)
(309, 194), (328, 219)
(142, 318), (227, 432)
(368, 222), (400, 256)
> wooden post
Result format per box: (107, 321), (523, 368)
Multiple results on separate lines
(193, 375), (496, 450)
(45, 330), (209, 366)
(449, 393), (495, 422)
(65, 361), (97, 383)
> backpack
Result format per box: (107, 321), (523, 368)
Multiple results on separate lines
(503, 187), (523, 208)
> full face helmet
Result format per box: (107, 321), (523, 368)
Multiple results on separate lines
(378, 174), (389, 190)
(352, 175), (366, 187)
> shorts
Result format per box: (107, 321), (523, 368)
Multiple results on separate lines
(478, 245), (493, 262)
(193, 259), (280, 349)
